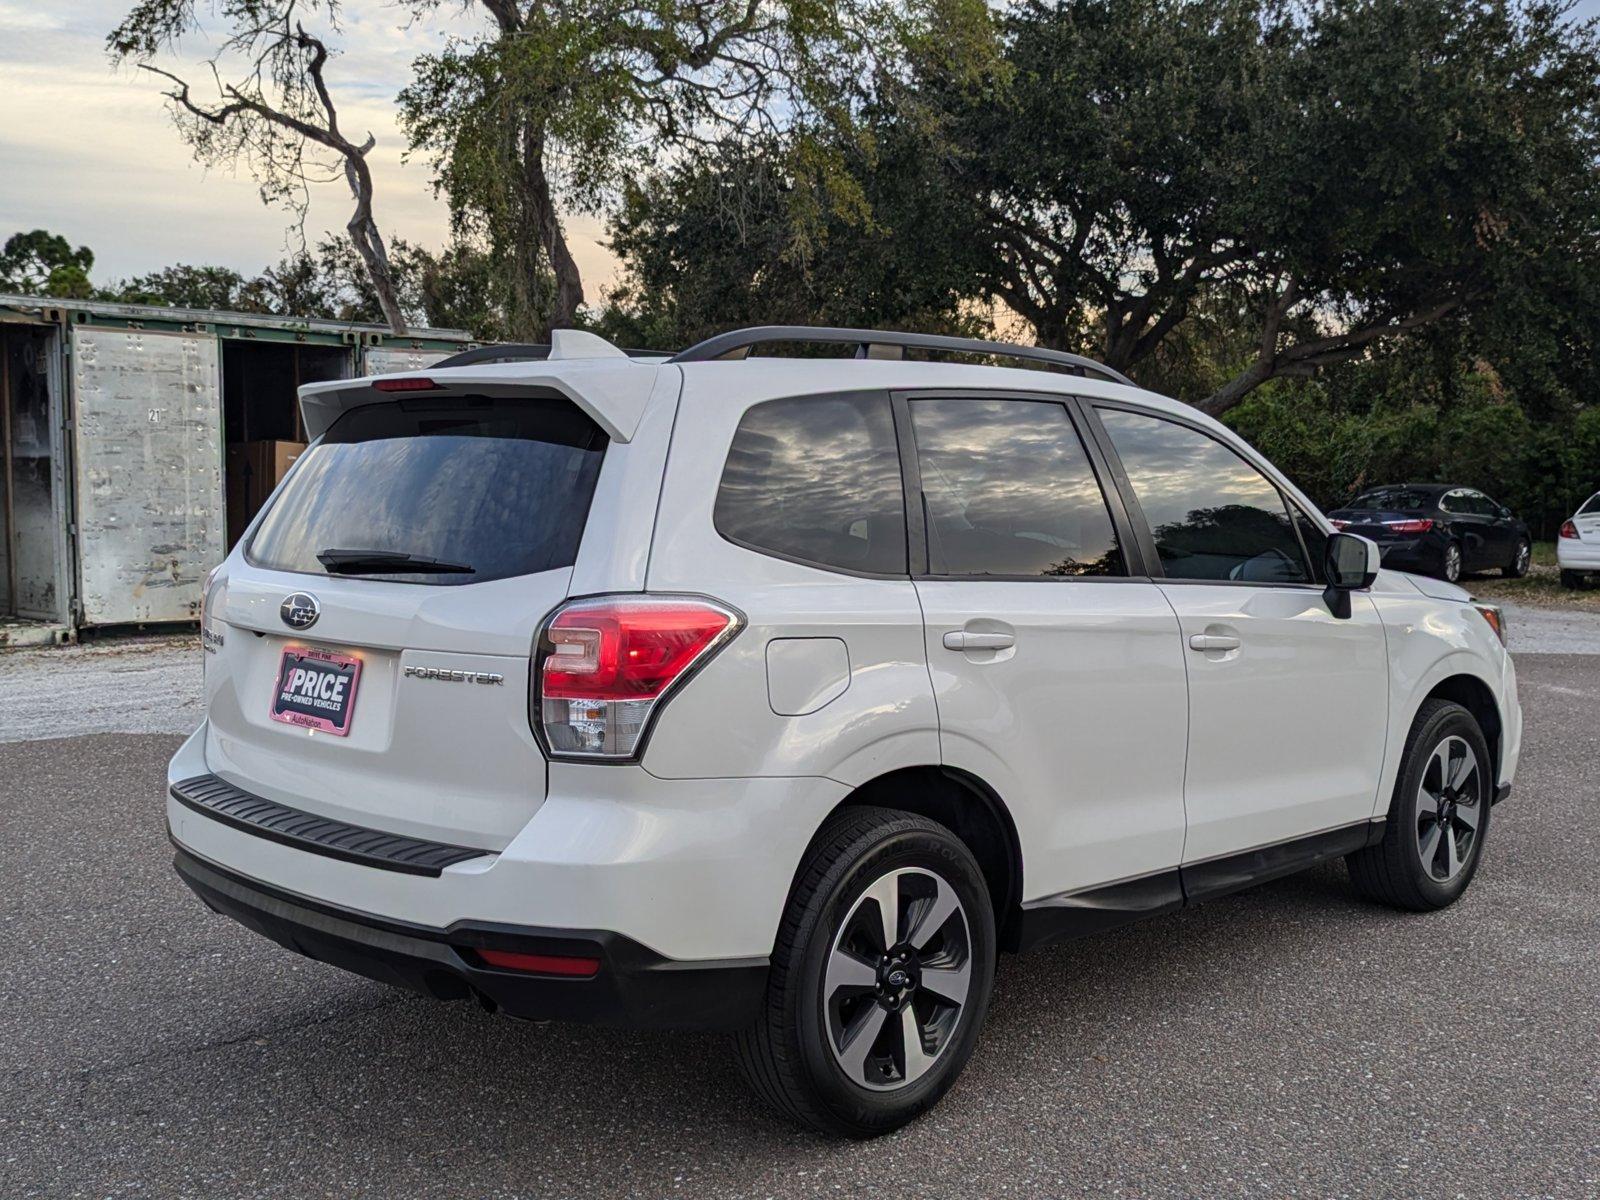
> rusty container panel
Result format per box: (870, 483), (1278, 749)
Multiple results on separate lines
(361, 346), (454, 376)
(71, 327), (224, 625)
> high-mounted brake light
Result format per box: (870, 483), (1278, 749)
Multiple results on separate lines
(1383, 518), (1434, 534)
(1560, 519), (1579, 539)
(534, 594), (741, 759)
(372, 376), (441, 392)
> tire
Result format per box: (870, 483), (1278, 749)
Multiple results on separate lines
(735, 806), (996, 1137)
(1347, 699), (1492, 912)
(1561, 569), (1585, 589)
(1441, 541), (1463, 583)
(1505, 538), (1531, 578)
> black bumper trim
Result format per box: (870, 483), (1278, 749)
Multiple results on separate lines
(1494, 783), (1512, 806)
(171, 774), (489, 877)
(172, 847), (768, 1030)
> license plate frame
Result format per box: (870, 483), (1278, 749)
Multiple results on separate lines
(270, 645), (363, 736)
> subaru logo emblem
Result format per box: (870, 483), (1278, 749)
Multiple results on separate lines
(280, 592), (320, 631)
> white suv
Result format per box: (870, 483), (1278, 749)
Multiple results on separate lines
(171, 326), (1521, 1136)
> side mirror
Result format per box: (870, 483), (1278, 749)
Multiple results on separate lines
(1323, 532), (1380, 618)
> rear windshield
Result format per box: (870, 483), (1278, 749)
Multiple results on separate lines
(1580, 494), (1600, 515)
(1349, 488), (1435, 512)
(248, 397), (607, 585)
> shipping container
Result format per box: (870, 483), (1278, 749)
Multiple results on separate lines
(0, 294), (474, 643)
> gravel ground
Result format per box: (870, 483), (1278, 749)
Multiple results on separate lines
(0, 635), (201, 743)
(1501, 601), (1600, 655)
(1, 650), (1596, 1198)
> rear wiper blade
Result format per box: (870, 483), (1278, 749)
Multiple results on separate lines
(316, 548), (475, 575)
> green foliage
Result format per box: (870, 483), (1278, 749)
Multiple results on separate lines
(596, 130), (993, 349)
(1225, 345), (1598, 537)
(395, 0), (887, 335)
(0, 230), (96, 299)
(90, 236), (512, 339)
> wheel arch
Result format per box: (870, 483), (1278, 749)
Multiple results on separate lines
(823, 765), (1026, 952)
(1420, 672), (1503, 784)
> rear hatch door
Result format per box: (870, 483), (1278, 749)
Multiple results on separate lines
(203, 394), (608, 850)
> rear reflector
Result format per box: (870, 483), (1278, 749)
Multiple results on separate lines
(372, 377), (441, 392)
(1560, 519), (1579, 539)
(1383, 518), (1434, 534)
(534, 594), (741, 760)
(476, 948), (600, 977)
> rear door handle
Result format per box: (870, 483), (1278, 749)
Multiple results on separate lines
(1188, 633), (1241, 652)
(943, 630), (1015, 651)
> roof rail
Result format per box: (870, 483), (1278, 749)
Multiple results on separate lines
(667, 325), (1134, 386)
(431, 335), (672, 369)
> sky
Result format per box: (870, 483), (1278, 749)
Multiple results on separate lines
(0, 1), (619, 295)
(3, 1), (1600, 305)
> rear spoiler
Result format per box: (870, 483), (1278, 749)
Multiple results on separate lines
(298, 332), (670, 443)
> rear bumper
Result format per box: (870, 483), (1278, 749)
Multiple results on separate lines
(1556, 541), (1600, 570)
(174, 846), (768, 1030)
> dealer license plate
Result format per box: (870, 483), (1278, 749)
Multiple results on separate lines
(270, 646), (362, 736)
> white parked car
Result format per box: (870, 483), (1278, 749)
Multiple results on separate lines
(171, 327), (1521, 1136)
(1558, 492), (1600, 587)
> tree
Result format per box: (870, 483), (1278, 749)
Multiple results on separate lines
(0, 230), (96, 298)
(599, 130), (993, 349)
(923, 0), (1600, 414)
(396, 0), (871, 339)
(108, 0), (408, 332)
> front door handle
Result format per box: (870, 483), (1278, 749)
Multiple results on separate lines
(943, 630), (1015, 652)
(1188, 633), (1241, 652)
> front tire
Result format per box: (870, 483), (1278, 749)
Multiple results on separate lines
(1347, 699), (1491, 911)
(1505, 538), (1531, 578)
(735, 807), (996, 1137)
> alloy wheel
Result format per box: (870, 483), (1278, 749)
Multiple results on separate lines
(824, 867), (972, 1092)
(1444, 543), (1462, 582)
(1415, 735), (1483, 882)
(1515, 541), (1531, 574)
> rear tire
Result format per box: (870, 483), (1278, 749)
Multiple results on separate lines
(1561, 569), (1586, 589)
(1505, 538), (1531, 578)
(735, 807), (996, 1138)
(1441, 541), (1463, 583)
(1347, 699), (1491, 912)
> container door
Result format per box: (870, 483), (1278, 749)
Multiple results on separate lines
(71, 327), (224, 625)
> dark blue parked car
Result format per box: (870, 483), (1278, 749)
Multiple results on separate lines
(1326, 484), (1531, 583)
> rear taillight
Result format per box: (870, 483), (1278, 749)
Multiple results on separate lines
(1384, 518), (1434, 534)
(1560, 519), (1579, 539)
(533, 594), (741, 760)
(1329, 519), (1349, 530)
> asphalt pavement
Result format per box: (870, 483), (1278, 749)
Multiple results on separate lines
(2, 652), (1597, 1198)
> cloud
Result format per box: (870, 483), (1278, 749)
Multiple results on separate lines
(0, 1), (621, 294)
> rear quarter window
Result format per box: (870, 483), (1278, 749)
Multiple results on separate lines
(714, 392), (908, 575)
(247, 397), (607, 585)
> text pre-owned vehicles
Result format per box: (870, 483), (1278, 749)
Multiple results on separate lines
(1326, 484), (1532, 583)
(1558, 492), (1600, 587)
(170, 327), (1521, 1136)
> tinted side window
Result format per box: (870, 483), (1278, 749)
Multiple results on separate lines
(909, 398), (1125, 577)
(715, 393), (907, 574)
(1097, 408), (1310, 584)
